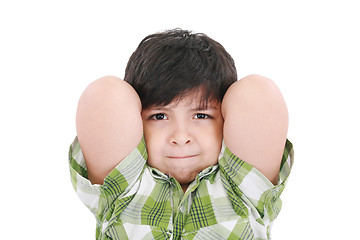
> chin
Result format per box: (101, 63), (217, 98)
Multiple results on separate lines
(171, 171), (197, 185)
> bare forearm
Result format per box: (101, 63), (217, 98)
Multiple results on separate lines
(222, 74), (288, 184)
(76, 76), (143, 184)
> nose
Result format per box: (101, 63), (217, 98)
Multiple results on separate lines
(169, 122), (192, 146)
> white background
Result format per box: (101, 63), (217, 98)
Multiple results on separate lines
(1, 0), (359, 239)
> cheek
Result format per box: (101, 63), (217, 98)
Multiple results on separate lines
(201, 124), (223, 151)
(212, 121), (224, 152)
(213, 119), (224, 141)
(143, 127), (164, 156)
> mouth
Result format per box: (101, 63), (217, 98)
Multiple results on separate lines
(167, 154), (198, 159)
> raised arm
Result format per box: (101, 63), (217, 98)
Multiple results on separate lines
(222, 74), (288, 185)
(76, 76), (143, 184)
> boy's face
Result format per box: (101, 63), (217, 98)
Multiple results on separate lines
(141, 92), (223, 190)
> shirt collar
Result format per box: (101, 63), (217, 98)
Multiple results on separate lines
(147, 164), (218, 182)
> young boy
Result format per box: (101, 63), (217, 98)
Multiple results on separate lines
(69, 29), (294, 239)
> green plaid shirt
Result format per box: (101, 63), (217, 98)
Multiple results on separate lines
(69, 137), (293, 240)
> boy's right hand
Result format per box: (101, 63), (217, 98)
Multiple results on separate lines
(76, 76), (143, 185)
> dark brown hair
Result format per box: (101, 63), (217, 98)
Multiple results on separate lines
(124, 29), (237, 109)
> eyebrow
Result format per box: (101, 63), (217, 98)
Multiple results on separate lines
(150, 105), (218, 111)
(192, 106), (218, 111)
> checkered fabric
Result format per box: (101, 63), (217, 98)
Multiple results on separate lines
(69, 137), (294, 239)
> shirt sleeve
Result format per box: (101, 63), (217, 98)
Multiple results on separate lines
(68, 136), (148, 216)
(218, 139), (294, 224)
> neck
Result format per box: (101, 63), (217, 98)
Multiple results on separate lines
(181, 184), (188, 193)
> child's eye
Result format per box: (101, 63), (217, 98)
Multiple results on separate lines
(194, 113), (210, 119)
(150, 113), (168, 120)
